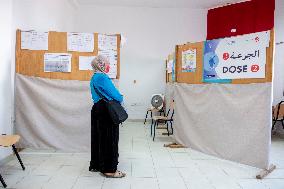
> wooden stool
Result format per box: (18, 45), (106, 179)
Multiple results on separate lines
(0, 134), (25, 188)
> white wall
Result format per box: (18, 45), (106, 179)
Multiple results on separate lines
(273, 0), (284, 134)
(12, 0), (75, 31)
(0, 0), (13, 160)
(274, 0), (284, 105)
(74, 6), (207, 119)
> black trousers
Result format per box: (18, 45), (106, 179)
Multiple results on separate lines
(90, 100), (119, 173)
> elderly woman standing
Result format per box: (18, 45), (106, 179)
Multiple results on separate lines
(89, 55), (126, 178)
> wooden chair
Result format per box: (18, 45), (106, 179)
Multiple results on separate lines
(272, 101), (284, 131)
(151, 100), (174, 141)
(0, 134), (25, 188)
(144, 107), (165, 125)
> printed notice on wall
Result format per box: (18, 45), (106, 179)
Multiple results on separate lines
(67, 32), (94, 52)
(21, 30), (49, 50)
(182, 49), (196, 72)
(79, 56), (96, 71)
(44, 53), (72, 72)
(167, 59), (173, 73)
(98, 34), (117, 50)
(99, 50), (117, 78)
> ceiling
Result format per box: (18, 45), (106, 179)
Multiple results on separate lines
(74, 0), (247, 9)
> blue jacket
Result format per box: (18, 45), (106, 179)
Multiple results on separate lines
(90, 73), (123, 103)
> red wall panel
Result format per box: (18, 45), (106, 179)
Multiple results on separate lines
(207, 0), (275, 40)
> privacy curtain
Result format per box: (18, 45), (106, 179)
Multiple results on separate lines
(169, 83), (272, 169)
(15, 74), (92, 151)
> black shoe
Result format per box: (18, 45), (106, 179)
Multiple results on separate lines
(89, 166), (99, 172)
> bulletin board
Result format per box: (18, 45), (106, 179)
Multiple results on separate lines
(175, 42), (204, 84)
(174, 29), (274, 84)
(16, 29), (121, 81)
(166, 52), (175, 83)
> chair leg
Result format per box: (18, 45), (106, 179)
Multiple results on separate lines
(0, 174), (7, 188)
(150, 119), (153, 136)
(272, 119), (277, 131)
(170, 121), (173, 135)
(150, 111), (154, 129)
(12, 145), (25, 171)
(153, 121), (157, 141)
(144, 110), (149, 125)
(281, 119), (284, 130)
(166, 122), (170, 136)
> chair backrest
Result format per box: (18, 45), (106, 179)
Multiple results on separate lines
(166, 100), (175, 119)
(273, 101), (284, 119)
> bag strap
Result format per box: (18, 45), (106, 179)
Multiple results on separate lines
(93, 84), (108, 102)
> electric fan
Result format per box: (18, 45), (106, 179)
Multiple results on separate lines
(151, 94), (164, 110)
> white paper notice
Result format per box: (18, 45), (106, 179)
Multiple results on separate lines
(99, 50), (117, 78)
(67, 32), (94, 52)
(21, 30), (49, 50)
(98, 34), (117, 50)
(167, 60), (173, 73)
(79, 56), (96, 71)
(44, 53), (72, 72)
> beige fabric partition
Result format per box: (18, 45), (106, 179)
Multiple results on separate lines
(15, 74), (92, 151)
(169, 83), (272, 169)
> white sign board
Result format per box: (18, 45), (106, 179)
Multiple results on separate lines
(203, 31), (270, 80)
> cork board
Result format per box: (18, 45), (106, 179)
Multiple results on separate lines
(166, 52), (175, 83)
(16, 29), (121, 81)
(175, 29), (274, 84)
(176, 42), (204, 84)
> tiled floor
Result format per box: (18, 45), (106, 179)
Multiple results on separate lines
(1, 121), (284, 189)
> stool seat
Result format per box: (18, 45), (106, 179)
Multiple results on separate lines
(0, 134), (25, 188)
(153, 116), (168, 121)
(0, 135), (20, 147)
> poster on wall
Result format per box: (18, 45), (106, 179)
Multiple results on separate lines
(98, 50), (117, 79)
(67, 32), (94, 52)
(98, 33), (118, 79)
(172, 59), (176, 82)
(182, 49), (196, 72)
(203, 31), (270, 82)
(167, 59), (173, 73)
(98, 34), (117, 51)
(44, 53), (72, 72)
(21, 30), (49, 50)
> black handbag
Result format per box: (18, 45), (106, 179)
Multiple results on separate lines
(93, 84), (128, 125)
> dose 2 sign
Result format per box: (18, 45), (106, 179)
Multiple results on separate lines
(203, 31), (270, 81)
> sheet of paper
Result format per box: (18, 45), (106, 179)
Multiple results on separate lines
(167, 60), (173, 73)
(44, 53), (72, 72)
(67, 32), (94, 52)
(99, 49), (117, 78)
(21, 30), (49, 50)
(98, 34), (117, 50)
(79, 56), (96, 71)
(182, 49), (197, 72)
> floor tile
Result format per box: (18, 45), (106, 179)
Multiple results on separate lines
(72, 176), (104, 189)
